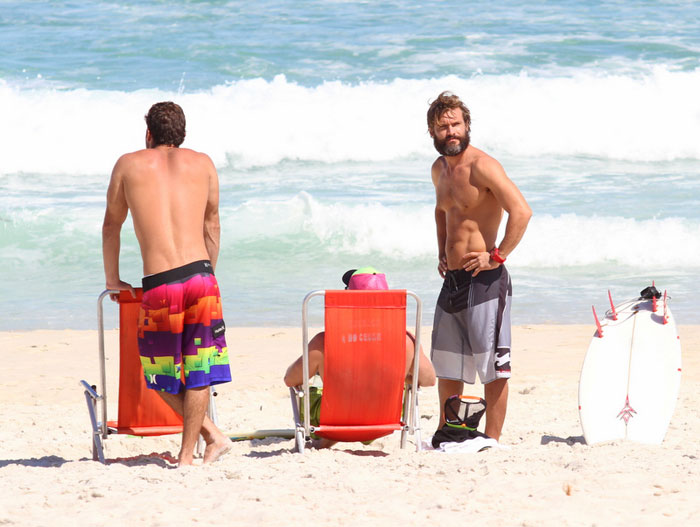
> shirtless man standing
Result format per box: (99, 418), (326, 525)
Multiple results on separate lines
(427, 92), (532, 442)
(102, 101), (231, 466)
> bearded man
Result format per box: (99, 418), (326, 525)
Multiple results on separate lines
(427, 91), (532, 442)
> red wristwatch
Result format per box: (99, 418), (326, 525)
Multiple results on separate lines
(489, 247), (506, 264)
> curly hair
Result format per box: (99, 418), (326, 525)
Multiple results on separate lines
(145, 101), (186, 147)
(427, 91), (471, 133)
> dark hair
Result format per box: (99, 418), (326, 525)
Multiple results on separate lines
(145, 101), (186, 147)
(427, 91), (471, 133)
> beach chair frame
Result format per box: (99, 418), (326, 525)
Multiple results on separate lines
(80, 289), (217, 463)
(290, 289), (423, 453)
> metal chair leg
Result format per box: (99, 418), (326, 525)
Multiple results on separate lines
(81, 381), (105, 463)
(289, 387), (306, 454)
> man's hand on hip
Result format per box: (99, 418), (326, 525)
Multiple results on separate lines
(438, 255), (448, 278)
(461, 251), (499, 277)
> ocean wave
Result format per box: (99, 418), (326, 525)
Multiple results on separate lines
(224, 193), (700, 268)
(3, 181), (698, 270)
(1, 68), (700, 176)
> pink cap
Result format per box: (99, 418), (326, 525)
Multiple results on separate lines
(348, 272), (388, 290)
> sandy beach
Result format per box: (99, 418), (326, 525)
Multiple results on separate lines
(0, 324), (698, 526)
(3, 1), (699, 525)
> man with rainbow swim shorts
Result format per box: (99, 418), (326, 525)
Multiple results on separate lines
(102, 101), (232, 466)
(427, 92), (531, 442)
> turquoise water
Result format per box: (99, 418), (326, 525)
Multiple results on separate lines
(1, 0), (699, 329)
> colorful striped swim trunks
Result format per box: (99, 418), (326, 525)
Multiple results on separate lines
(137, 260), (232, 394)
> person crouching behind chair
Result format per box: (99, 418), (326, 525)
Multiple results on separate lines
(283, 267), (436, 448)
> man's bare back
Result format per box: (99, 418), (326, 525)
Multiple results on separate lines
(103, 140), (220, 290)
(113, 146), (218, 274)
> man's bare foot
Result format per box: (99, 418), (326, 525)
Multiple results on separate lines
(177, 454), (195, 467)
(203, 439), (231, 464)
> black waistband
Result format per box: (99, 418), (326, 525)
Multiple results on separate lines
(445, 268), (472, 288)
(142, 260), (214, 292)
(444, 266), (506, 289)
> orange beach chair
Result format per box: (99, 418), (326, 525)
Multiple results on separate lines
(290, 289), (423, 453)
(80, 289), (218, 463)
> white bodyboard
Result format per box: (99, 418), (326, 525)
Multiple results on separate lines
(578, 293), (682, 445)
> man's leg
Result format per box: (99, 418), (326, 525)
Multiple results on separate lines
(158, 388), (231, 465)
(437, 378), (464, 427)
(483, 378), (508, 441)
(179, 387), (208, 465)
(283, 343), (324, 387)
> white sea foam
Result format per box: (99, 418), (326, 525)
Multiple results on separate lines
(2, 67), (699, 175)
(8, 187), (697, 270)
(517, 214), (700, 268)
(225, 193), (700, 268)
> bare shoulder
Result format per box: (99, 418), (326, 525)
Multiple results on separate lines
(470, 147), (506, 184)
(111, 149), (150, 178)
(431, 157), (445, 172)
(430, 156), (446, 184)
(470, 146), (501, 170)
(179, 147), (211, 159)
(179, 148), (216, 169)
(115, 149), (144, 165)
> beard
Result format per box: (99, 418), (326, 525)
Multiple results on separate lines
(433, 131), (470, 156)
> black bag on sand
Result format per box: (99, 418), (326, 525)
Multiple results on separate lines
(431, 395), (492, 449)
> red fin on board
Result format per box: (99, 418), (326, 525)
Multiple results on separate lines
(592, 305), (603, 338)
(608, 290), (617, 320)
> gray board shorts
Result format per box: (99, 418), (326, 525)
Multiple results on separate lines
(431, 266), (512, 384)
